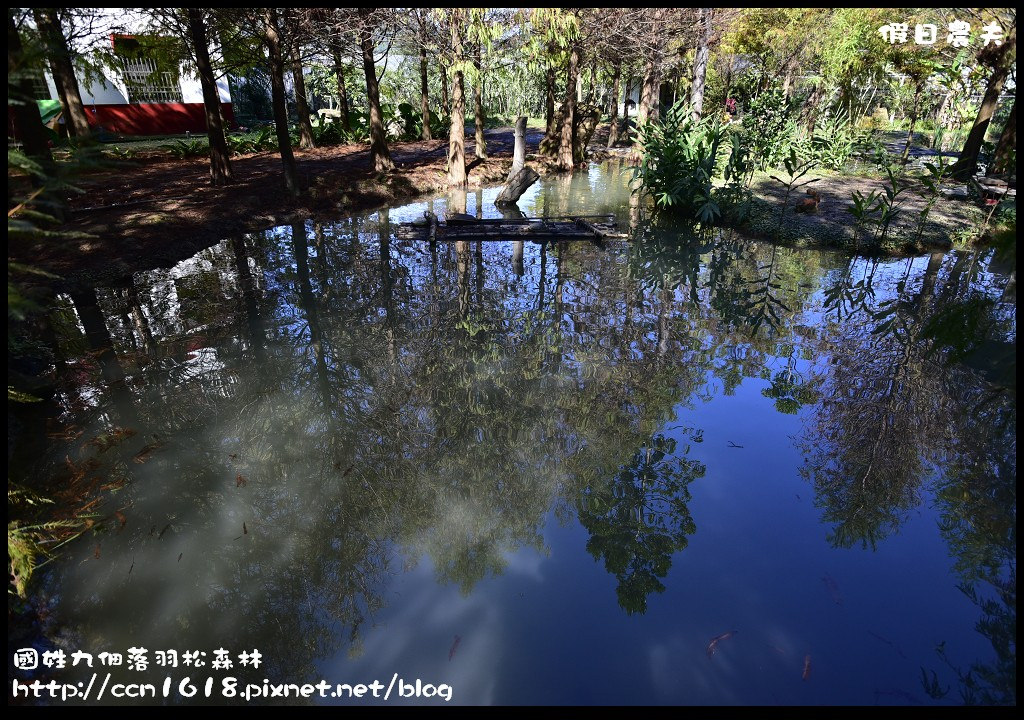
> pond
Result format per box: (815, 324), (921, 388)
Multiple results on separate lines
(15, 161), (1015, 705)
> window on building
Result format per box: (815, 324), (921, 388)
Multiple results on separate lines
(114, 35), (183, 104)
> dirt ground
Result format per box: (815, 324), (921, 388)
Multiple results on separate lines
(12, 127), (550, 287)
(745, 171), (989, 253)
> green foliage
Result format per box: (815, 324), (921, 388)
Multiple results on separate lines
(162, 138), (207, 159)
(226, 127), (277, 155)
(719, 132), (755, 221)
(310, 118), (346, 146)
(848, 189), (882, 247)
(397, 102), (421, 139)
(632, 101), (731, 224)
(875, 166), (913, 243)
(741, 88), (796, 170)
(809, 110), (857, 171)
(913, 158), (951, 243)
(845, 166), (914, 246)
(8, 516), (83, 598)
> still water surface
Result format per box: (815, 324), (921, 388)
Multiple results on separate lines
(28, 162), (1015, 705)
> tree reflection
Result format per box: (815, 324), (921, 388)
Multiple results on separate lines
(799, 250), (1015, 551)
(577, 432), (704, 615)
(33, 198), (1015, 696)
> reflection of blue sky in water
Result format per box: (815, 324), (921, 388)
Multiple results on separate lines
(30, 160), (1014, 705)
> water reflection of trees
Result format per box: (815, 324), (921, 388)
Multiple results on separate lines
(798, 250), (1015, 551)
(42, 210), (1014, 692)
(578, 432), (704, 615)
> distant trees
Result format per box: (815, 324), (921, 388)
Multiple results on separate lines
(22, 5), (1015, 197)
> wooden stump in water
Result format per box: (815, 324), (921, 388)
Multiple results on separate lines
(496, 166), (540, 206)
(496, 116), (539, 206)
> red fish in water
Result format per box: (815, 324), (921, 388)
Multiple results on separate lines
(448, 635), (461, 662)
(802, 654), (812, 681)
(706, 630), (737, 659)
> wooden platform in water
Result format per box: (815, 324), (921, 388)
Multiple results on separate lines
(397, 213), (628, 243)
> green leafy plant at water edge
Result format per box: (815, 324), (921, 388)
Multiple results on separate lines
(719, 132), (754, 222)
(913, 158), (951, 244)
(848, 189), (882, 248)
(845, 167), (913, 248)
(876, 166), (913, 244)
(631, 101), (730, 224)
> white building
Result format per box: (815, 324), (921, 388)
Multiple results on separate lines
(28, 9), (232, 136)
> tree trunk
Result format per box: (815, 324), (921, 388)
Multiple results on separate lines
(509, 115), (526, 175)
(585, 56), (598, 105)
(637, 59), (661, 128)
(512, 241), (525, 275)
(901, 82), (922, 162)
(545, 43), (557, 139)
(933, 91), (951, 147)
(440, 61), (450, 116)
(263, 9), (298, 196)
(8, 12), (56, 182)
(557, 44), (580, 171)
(188, 8), (233, 185)
(32, 8), (91, 138)
(330, 38), (350, 130)
(621, 74), (632, 143)
(474, 41), (486, 158)
(607, 60), (621, 147)
(359, 9), (394, 173)
(989, 96), (1016, 176)
(691, 8), (712, 120)
(802, 83), (824, 135)
(952, 25), (1016, 179)
(634, 57), (661, 158)
(417, 13), (432, 141)
(574, 105), (600, 163)
(448, 18), (467, 187)
(290, 42), (314, 148)
(495, 166), (539, 206)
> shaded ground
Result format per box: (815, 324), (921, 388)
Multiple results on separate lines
(739, 171), (989, 254)
(13, 127), (548, 287)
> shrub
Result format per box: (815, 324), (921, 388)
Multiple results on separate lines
(632, 101), (731, 223)
(741, 89), (797, 170)
(162, 138), (207, 159)
(226, 127), (277, 155)
(809, 110), (858, 171)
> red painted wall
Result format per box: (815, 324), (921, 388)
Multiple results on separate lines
(84, 102), (235, 136)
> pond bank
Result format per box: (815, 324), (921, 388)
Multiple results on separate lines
(12, 134), (1007, 291)
(13, 127), (557, 289)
